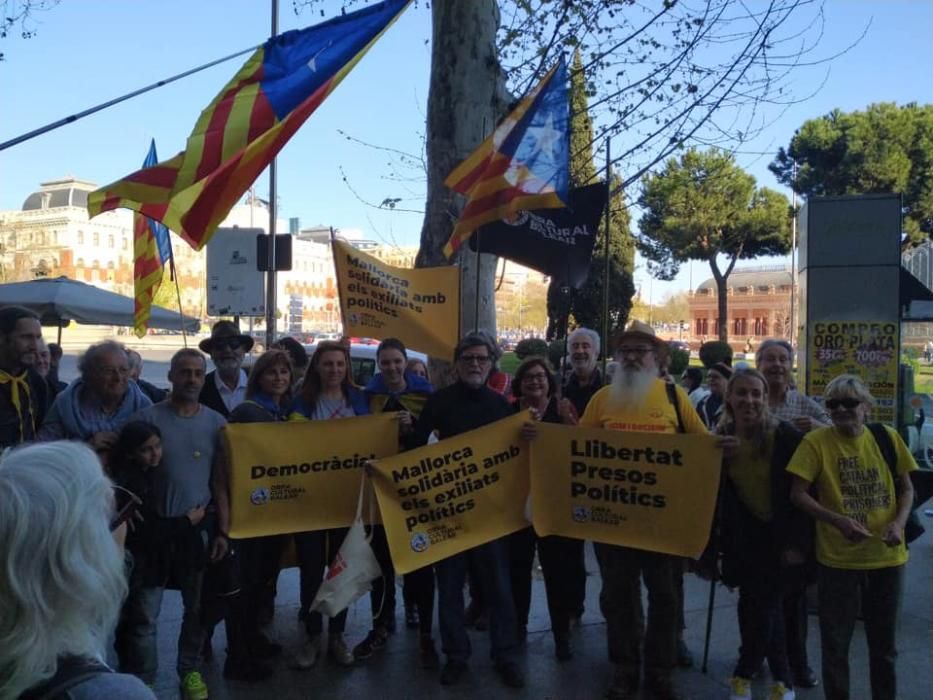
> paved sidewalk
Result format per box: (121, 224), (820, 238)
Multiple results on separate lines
(146, 529), (933, 699)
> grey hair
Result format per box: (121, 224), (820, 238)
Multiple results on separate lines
(755, 338), (793, 365)
(824, 373), (875, 406)
(568, 327), (600, 357)
(0, 442), (126, 698)
(77, 340), (129, 378)
(454, 332), (499, 363)
(126, 349), (143, 371)
(170, 348), (207, 373)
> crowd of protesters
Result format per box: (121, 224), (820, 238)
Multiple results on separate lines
(0, 302), (919, 700)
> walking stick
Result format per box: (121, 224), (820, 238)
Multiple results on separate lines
(701, 577), (716, 674)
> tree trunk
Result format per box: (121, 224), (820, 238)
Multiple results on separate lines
(417, 0), (511, 342)
(709, 259), (729, 342)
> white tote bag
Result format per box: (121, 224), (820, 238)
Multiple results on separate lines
(310, 476), (382, 617)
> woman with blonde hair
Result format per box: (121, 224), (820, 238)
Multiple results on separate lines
(788, 374), (916, 700)
(0, 441), (155, 699)
(715, 368), (807, 700)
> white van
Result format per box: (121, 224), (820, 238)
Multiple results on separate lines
(302, 342), (429, 387)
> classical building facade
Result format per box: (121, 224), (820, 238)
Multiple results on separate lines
(687, 266), (793, 348)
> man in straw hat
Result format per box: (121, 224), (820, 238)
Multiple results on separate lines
(198, 321), (253, 419)
(578, 320), (712, 700)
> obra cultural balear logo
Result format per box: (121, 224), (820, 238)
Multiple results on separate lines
(251, 487), (270, 506)
(572, 506), (590, 523)
(410, 532), (430, 553)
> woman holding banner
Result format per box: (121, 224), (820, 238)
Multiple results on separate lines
(288, 341), (369, 669)
(223, 349), (296, 678)
(356, 338), (439, 668)
(508, 356), (582, 661)
(715, 368), (806, 700)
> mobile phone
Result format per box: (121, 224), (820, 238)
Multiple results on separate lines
(110, 485), (143, 532)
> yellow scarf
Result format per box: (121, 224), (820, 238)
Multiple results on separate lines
(0, 369), (34, 442)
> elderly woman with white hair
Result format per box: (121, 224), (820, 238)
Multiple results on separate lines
(788, 374), (917, 700)
(0, 441), (155, 700)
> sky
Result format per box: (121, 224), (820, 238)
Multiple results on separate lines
(2, 0), (931, 302)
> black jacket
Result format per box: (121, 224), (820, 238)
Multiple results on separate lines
(0, 366), (49, 449)
(413, 381), (514, 444)
(716, 420), (812, 588)
(199, 370), (232, 418)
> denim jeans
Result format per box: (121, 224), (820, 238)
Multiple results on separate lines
(818, 564), (903, 700)
(594, 543), (678, 680)
(121, 569), (205, 682)
(435, 537), (518, 663)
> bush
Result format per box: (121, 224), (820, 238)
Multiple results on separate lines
(668, 347), (690, 376)
(515, 338), (548, 360)
(699, 341), (733, 369)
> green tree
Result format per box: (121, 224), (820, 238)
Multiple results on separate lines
(770, 103), (933, 242)
(638, 148), (791, 342)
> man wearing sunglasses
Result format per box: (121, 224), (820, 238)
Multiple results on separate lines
(755, 337), (830, 689)
(198, 321), (253, 418)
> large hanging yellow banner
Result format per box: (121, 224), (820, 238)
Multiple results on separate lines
(224, 413), (399, 538)
(332, 239), (460, 359)
(529, 423), (722, 558)
(369, 412), (530, 574)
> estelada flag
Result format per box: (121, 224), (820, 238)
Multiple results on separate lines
(468, 182), (606, 289)
(442, 58), (570, 258)
(133, 139), (174, 338)
(87, 0), (410, 251)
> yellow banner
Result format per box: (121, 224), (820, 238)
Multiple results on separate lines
(370, 412), (530, 574)
(224, 413), (399, 538)
(808, 320), (899, 424)
(530, 423), (722, 558)
(333, 238), (460, 359)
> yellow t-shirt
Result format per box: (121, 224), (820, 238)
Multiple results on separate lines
(787, 425), (918, 570)
(579, 380), (708, 435)
(727, 434), (774, 522)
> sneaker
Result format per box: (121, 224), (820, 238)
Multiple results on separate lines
(793, 667), (819, 688)
(328, 634), (355, 666)
(405, 607), (419, 629)
(180, 671), (209, 700)
(676, 639), (694, 667)
(291, 636), (320, 670)
(440, 659), (468, 686)
(223, 658), (274, 682)
(769, 682), (796, 700)
(494, 660), (525, 688)
(353, 627), (389, 660)
(420, 635), (440, 670)
(729, 676), (752, 700)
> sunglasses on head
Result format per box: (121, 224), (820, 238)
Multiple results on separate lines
(825, 397), (861, 410)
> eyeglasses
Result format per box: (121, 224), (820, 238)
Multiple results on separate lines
(521, 372), (549, 383)
(618, 346), (653, 358)
(459, 354), (491, 365)
(825, 398), (861, 410)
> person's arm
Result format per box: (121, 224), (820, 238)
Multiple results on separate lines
(789, 474), (872, 542)
(411, 393), (439, 446)
(36, 398), (65, 441)
(880, 472), (914, 547)
(210, 431), (231, 560)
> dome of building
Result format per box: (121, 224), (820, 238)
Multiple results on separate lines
(695, 266), (791, 293)
(21, 178), (97, 211)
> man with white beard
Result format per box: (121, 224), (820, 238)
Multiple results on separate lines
(579, 320), (709, 700)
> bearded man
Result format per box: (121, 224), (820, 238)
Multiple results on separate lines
(579, 321), (709, 700)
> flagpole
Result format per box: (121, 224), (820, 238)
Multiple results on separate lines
(168, 255), (187, 348)
(473, 117), (489, 334)
(601, 138), (612, 378)
(264, 0), (279, 349)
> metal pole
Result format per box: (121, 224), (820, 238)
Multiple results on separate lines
(264, 0), (279, 349)
(701, 579), (717, 673)
(169, 257), (187, 348)
(789, 160), (798, 347)
(473, 229), (482, 333)
(0, 45), (257, 152)
(601, 138), (612, 377)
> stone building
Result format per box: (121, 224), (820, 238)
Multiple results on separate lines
(687, 266), (793, 349)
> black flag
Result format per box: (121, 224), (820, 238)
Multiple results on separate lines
(468, 183), (607, 289)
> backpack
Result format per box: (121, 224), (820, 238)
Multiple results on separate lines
(866, 423), (925, 544)
(665, 381), (686, 434)
(19, 656), (112, 700)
